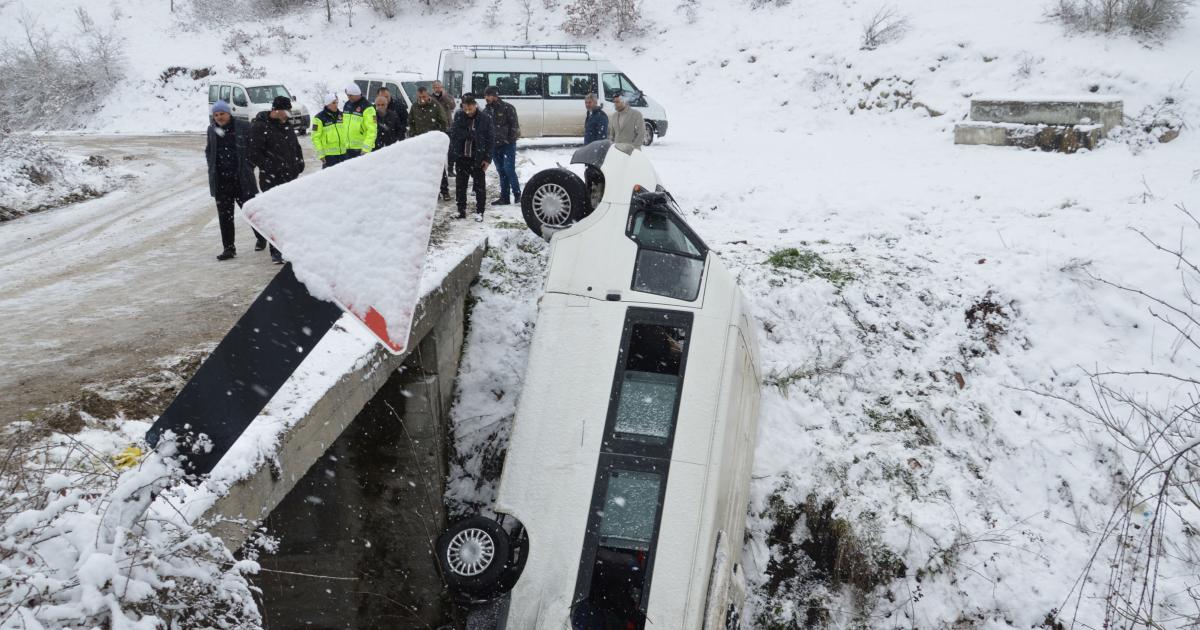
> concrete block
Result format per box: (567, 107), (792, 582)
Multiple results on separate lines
(955, 121), (1102, 153)
(970, 96), (1123, 132)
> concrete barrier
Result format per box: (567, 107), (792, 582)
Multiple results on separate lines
(955, 121), (1102, 153)
(969, 96), (1123, 133)
(203, 240), (486, 550)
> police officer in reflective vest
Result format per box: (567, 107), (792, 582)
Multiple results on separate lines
(311, 93), (349, 169)
(342, 83), (377, 159)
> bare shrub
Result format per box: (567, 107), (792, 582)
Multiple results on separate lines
(563, 0), (646, 39)
(364, 0), (399, 18)
(860, 5), (910, 51)
(678, 0), (700, 23)
(1015, 51), (1041, 79)
(1054, 0), (1192, 38)
(484, 0), (501, 27)
(1037, 204), (1200, 627)
(0, 9), (125, 129)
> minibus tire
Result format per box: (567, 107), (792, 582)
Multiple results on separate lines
(643, 121), (655, 146)
(521, 168), (587, 237)
(437, 516), (510, 597)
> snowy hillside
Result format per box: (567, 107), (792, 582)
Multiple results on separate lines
(2, 0), (1199, 627)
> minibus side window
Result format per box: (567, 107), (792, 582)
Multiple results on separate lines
(546, 73), (597, 98)
(627, 195), (707, 302)
(471, 72), (542, 97)
(613, 322), (688, 442)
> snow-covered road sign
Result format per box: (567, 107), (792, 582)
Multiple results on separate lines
(243, 132), (449, 354)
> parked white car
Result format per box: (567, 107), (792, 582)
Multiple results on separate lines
(437, 44), (669, 145)
(206, 79), (310, 135)
(436, 142), (760, 629)
(351, 71), (434, 111)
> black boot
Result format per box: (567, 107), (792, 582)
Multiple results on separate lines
(491, 197), (512, 206)
(255, 238), (267, 251)
(217, 248), (236, 261)
(456, 208), (467, 219)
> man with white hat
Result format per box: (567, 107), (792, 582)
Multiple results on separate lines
(342, 82), (377, 159)
(311, 93), (348, 169)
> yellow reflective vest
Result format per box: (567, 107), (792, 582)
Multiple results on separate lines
(311, 109), (348, 159)
(343, 98), (378, 153)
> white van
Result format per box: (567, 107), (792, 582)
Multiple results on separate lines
(437, 44), (669, 145)
(350, 71), (433, 111)
(206, 79), (310, 135)
(436, 142), (760, 629)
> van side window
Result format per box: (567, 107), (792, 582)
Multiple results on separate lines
(208, 85), (220, 102)
(383, 82), (402, 105)
(219, 85), (231, 103)
(627, 193), (707, 302)
(471, 72), (542, 98)
(546, 73), (597, 99)
(232, 88), (249, 107)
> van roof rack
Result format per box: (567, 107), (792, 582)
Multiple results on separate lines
(451, 44), (592, 60)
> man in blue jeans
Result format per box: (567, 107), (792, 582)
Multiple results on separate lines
(483, 86), (521, 205)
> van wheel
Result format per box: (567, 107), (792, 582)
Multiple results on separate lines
(584, 165), (605, 216)
(643, 121), (655, 146)
(437, 516), (510, 598)
(521, 168), (587, 237)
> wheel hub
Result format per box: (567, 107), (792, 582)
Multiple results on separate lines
(532, 183), (571, 226)
(447, 527), (496, 577)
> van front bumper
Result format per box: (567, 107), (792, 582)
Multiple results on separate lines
(651, 120), (668, 137)
(290, 115), (310, 134)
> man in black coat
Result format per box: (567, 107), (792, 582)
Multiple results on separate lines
(448, 94), (494, 221)
(374, 91), (405, 150)
(483, 86), (521, 206)
(248, 95), (306, 264)
(205, 100), (262, 260)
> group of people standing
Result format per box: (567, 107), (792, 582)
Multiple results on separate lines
(204, 78), (643, 260)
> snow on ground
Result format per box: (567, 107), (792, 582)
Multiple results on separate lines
(0, 132), (128, 221)
(2, 0), (1199, 626)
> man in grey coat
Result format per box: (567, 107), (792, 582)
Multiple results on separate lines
(607, 91), (646, 146)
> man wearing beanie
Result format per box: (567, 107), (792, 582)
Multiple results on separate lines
(342, 83), (377, 159)
(311, 93), (348, 169)
(483, 85), (521, 206)
(205, 100), (261, 260)
(448, 93), (494, 221)
(248, 95), (305, 264)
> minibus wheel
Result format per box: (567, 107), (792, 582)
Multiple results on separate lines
(521, 168), (587, 237)
(437, 516), (510, 597)
(643, 121), (655, 146)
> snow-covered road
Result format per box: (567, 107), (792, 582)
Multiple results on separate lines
(0, 135), (302, 424)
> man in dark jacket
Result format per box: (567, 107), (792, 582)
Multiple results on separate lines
(409, 86), (451, 199)
(374, 91), (405, 150)
(483, 86), (520, 206)
(205, 100), (262, 260)
(248, 95), (305, 264)
(449, 94), (494, 221)
(583, 93), (608, 145)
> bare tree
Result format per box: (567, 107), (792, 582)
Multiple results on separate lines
(342, 0), (355, 26)
(365, 0), (399, 18)
(521, 0), (535, 43)
(484, 0), (501, 27)
(563, 0), (646, 38)
(860, 5), (909, 50)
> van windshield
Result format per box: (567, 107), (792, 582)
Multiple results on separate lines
(246, 85), (292, 104)
(627, 192), (707, 301)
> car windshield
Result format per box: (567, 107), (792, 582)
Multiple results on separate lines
(246, 85), (291, 104)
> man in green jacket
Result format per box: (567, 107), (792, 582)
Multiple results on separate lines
(408, 86), (450, 199)
(343, 83), (377, 159)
